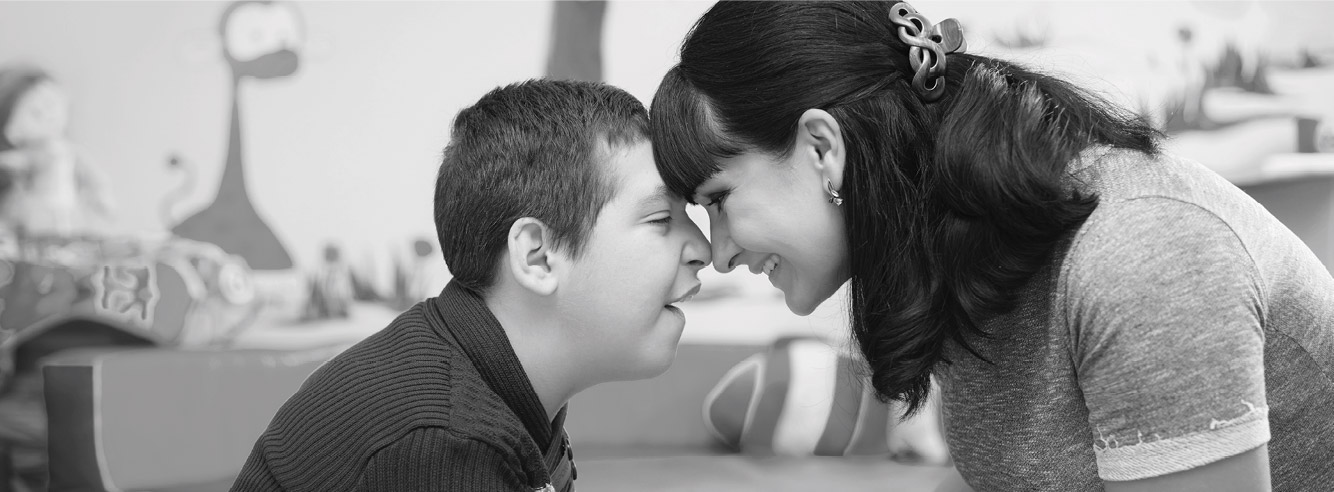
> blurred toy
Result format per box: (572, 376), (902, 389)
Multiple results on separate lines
(1322, 118), (1334, 153)
(0, 235), (260, 373)
(0, 65), (115, 237)
(704, 336), (950, 464)
(302, 243), (353, 320)
(387, 237), (445, 310)
(348, 252), (383, 302)
(1297, 115), (1334, 154)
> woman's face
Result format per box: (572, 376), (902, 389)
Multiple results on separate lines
(691, 114), (851, 315)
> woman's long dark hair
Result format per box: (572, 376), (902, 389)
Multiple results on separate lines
(651, 2), (1160, 415)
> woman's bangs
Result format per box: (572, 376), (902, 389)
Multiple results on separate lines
(650, 66), (744, 202)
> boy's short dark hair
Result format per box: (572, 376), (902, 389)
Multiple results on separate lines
(435, 79), (649, 295)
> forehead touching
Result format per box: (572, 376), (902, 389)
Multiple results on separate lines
(650, 66), (749, 204)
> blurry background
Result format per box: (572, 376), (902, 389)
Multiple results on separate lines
(0, 1), (1332, 491)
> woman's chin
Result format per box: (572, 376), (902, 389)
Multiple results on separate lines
(782, 291), (820, 316)
(780, 280), (844, 316)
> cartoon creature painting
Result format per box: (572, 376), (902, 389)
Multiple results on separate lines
(170, 0), (301, 270)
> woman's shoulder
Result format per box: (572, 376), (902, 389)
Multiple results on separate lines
(1063, 195), (1247, 275)
(1069, 146), (1240, 207)
(1054, 159), (1263, 315)
(1068, 144), (1306, 268)
(1065, 146), (1266, 258)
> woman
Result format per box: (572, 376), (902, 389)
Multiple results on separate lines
(650, 2), (1333, 491)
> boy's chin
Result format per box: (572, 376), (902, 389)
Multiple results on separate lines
(624, 347), (678, 380)
(615, 339), (681, 381)
(585, 316), (684, 382)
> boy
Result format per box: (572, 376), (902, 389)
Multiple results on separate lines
(232, 79), (711, 491)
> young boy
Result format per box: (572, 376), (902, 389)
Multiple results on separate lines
(231, 79), (711, 491)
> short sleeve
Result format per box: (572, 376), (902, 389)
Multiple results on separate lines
(1066, 197), (1269, 481)
(358, 427), (531, 491)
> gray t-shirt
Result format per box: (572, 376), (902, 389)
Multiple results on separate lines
(938, 146), (1334, 491)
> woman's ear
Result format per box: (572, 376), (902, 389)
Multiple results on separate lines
(797, 108), (846, 191)
(505, 217), (559, 296)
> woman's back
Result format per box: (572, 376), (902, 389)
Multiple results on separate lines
(938, 146), (1334, 490)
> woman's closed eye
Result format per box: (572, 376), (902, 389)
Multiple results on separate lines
(704, 190), (731, 212)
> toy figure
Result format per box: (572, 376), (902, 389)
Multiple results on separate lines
(388, 238), (445, 310)
(0, 66), (115, 237)
(302, 243), (353, 320)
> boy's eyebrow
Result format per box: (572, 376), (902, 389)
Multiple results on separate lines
(635, 184), (671, 211)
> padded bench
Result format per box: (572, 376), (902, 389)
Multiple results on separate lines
(42, 343), (951, 491)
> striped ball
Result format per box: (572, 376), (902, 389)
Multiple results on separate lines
(703, 336), (892, 456)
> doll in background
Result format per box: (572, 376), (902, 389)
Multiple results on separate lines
(301, 243), (354, 321)
(0, 66), (115, 238)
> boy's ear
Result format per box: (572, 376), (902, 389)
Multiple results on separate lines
(505, 218), (560, 296)
(797, 108), (846, 191)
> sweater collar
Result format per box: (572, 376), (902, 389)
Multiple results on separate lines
(428, 280), (561, 450)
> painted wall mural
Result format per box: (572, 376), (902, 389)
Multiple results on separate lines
(546, 0), (606, 83)
(168, 0), (301, 271)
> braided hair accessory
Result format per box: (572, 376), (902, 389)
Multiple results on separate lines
(889, 2), (966, 102)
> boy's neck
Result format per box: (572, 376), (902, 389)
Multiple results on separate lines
(483, 291), (583, 425)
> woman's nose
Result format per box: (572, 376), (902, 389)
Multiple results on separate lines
(709, 217), (740, 273)
(682, 215), (712, 269)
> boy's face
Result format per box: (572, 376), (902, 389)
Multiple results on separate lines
(557, 140), (711, 381)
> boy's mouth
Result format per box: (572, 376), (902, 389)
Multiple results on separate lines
(666, 284), (701, 307)
(762, 256), (780, 277)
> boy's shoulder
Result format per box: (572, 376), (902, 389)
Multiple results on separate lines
(244, 302), (535, 490)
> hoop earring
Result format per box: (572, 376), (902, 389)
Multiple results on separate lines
(826, 180), (843, 207)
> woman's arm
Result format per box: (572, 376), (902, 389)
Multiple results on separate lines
(1068, 198), (1272, 489)
(1104, 445), (1270, 492)
(935, 446), (1270, 492)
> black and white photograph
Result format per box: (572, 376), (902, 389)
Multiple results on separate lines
(0, 1), (1332, 490)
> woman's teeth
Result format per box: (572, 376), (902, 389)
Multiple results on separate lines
(763, 256), (780, 276)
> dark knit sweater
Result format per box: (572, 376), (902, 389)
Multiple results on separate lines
(231, 282), (576, 491)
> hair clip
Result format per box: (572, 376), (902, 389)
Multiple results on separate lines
(889, 2), (967, 102)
